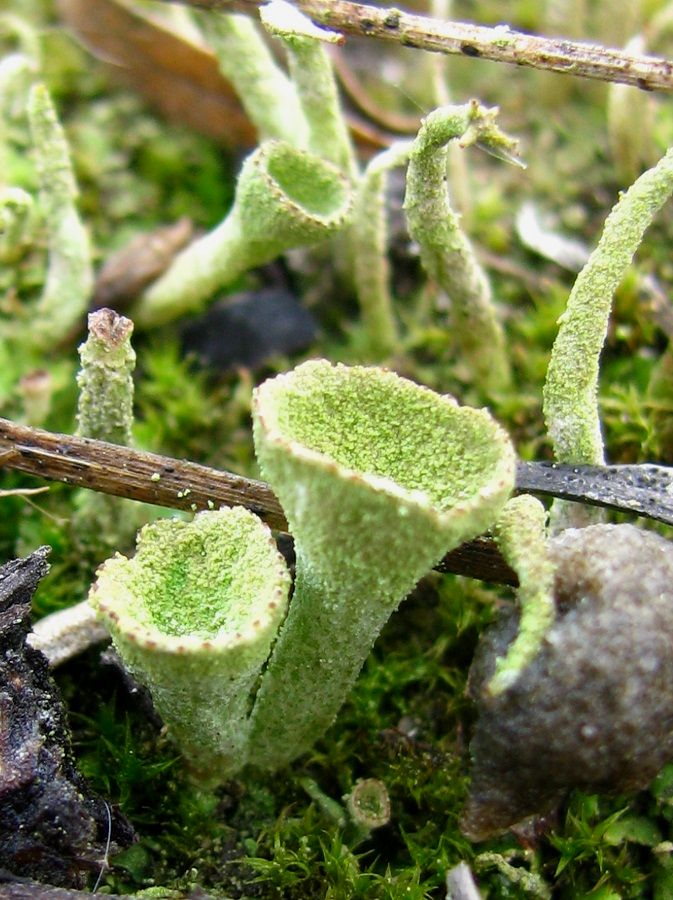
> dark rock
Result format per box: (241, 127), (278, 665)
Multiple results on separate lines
(180, 287), (317, 372)
(462, 524), (673, 840)
(0, 548), (134, 887)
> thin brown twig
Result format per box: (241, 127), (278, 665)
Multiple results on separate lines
(0, 417), (517, 586)
(158, 0), (673, 94)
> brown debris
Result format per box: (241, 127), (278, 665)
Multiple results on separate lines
(93, 218), (195, 311)
(57, 0), (256, 146)
(0, 548), (134, 887)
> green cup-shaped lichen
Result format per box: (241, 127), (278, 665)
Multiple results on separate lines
(248, 360), (515, 768)
(132, 140), (351, 328)
(89, 507), (290, 780)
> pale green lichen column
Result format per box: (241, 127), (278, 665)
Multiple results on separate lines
(27, 83), (93, 349)
(404, 101), (521, 396)
(76, 309), (135, 445)
(248, 360), (515, 769)
(488, 495), (556, 696)
(352, 141), (413, 358)
(89, 508), (291, 781)
(543, 145), (673, 468)
(543, 144), (673, 528)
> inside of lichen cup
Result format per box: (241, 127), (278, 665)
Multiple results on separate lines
(267, 364), (507, 509)
(266, 144), (347, 216)
(117, 516), (282, 641)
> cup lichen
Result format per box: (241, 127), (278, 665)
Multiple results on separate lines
(90, 507), (291, 779)
(247, 359), (516, 769)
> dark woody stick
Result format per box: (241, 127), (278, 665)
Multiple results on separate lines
(4, 417), (673, 585)
(158, 0), (673, 94)
(0, 417), (517, 586)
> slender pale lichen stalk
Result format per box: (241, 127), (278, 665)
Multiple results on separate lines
(131, 141), (352, 328)
(73, 309), (143, 560)
(404, 100), (521, 396)
(260, 0), (357, 178)
(488, 495), (555, 696)
(195, 9), (308, 147)
(352, 141), (413, 359)
(90, 507), (291, 781)
(543, 145), (673, 480)
(76, 309), (136, 445)
(27, 83), (93, 349)
(247, 360), (515, 769)
(607, 36), (652, 184)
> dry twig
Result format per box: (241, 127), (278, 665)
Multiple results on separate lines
(158, 0), (673, 93)
(0, 417), (517, 586)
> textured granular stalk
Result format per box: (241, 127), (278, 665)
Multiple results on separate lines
(488, 495), (555, 695)
(543, 145), (673, 468)
(196, 9), (308, 146)
(353, 141), (413, 358)
(76, 310), (136, 445)
(404, 101), (519, 396)
(73, 309), (140, 560)
(27, 84), (93, 349)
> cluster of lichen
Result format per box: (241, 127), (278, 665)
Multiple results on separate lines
(5, 0), (673, 896)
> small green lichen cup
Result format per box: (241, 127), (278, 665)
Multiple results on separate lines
(248, 360), (516, 768)
(89, 507), (290, 781)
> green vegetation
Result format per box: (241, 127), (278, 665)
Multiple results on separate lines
(4, 0), (673, 896)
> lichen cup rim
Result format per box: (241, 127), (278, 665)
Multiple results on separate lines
(90, 508), (290, 657)
(252, 359), (516, 530)
(241, 139), (352, 229)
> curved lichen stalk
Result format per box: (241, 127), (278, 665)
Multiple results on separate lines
(260, 0), (357, 178)
(195, 9), (309, 147)
(90, 508), (290, 780)
(352, 140), (413, 358)
(488, 495), (555, 696)
(404, 100), (522, 397)
(248, 360), (515, 769)
(543, 144), (673, 469)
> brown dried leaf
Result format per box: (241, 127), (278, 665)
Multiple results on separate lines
(56, 0), (257, 146)
(93, 217), (195, 310)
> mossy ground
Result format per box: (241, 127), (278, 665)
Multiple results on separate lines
(4, 0), (673, 896)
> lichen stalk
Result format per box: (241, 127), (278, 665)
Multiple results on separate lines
(488, 495), (555, 695)
(73, 309), (140, 559)
(132, 141), (351, 328)
(27, 83), (93, 349)
(353, 141), (412, 358)
(404, 101), (519, 396)
(195, 9), (308, 147)
(543, 145), (673, 469)
(76, 310), (136, 446)
(261, 0), (357, 178)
